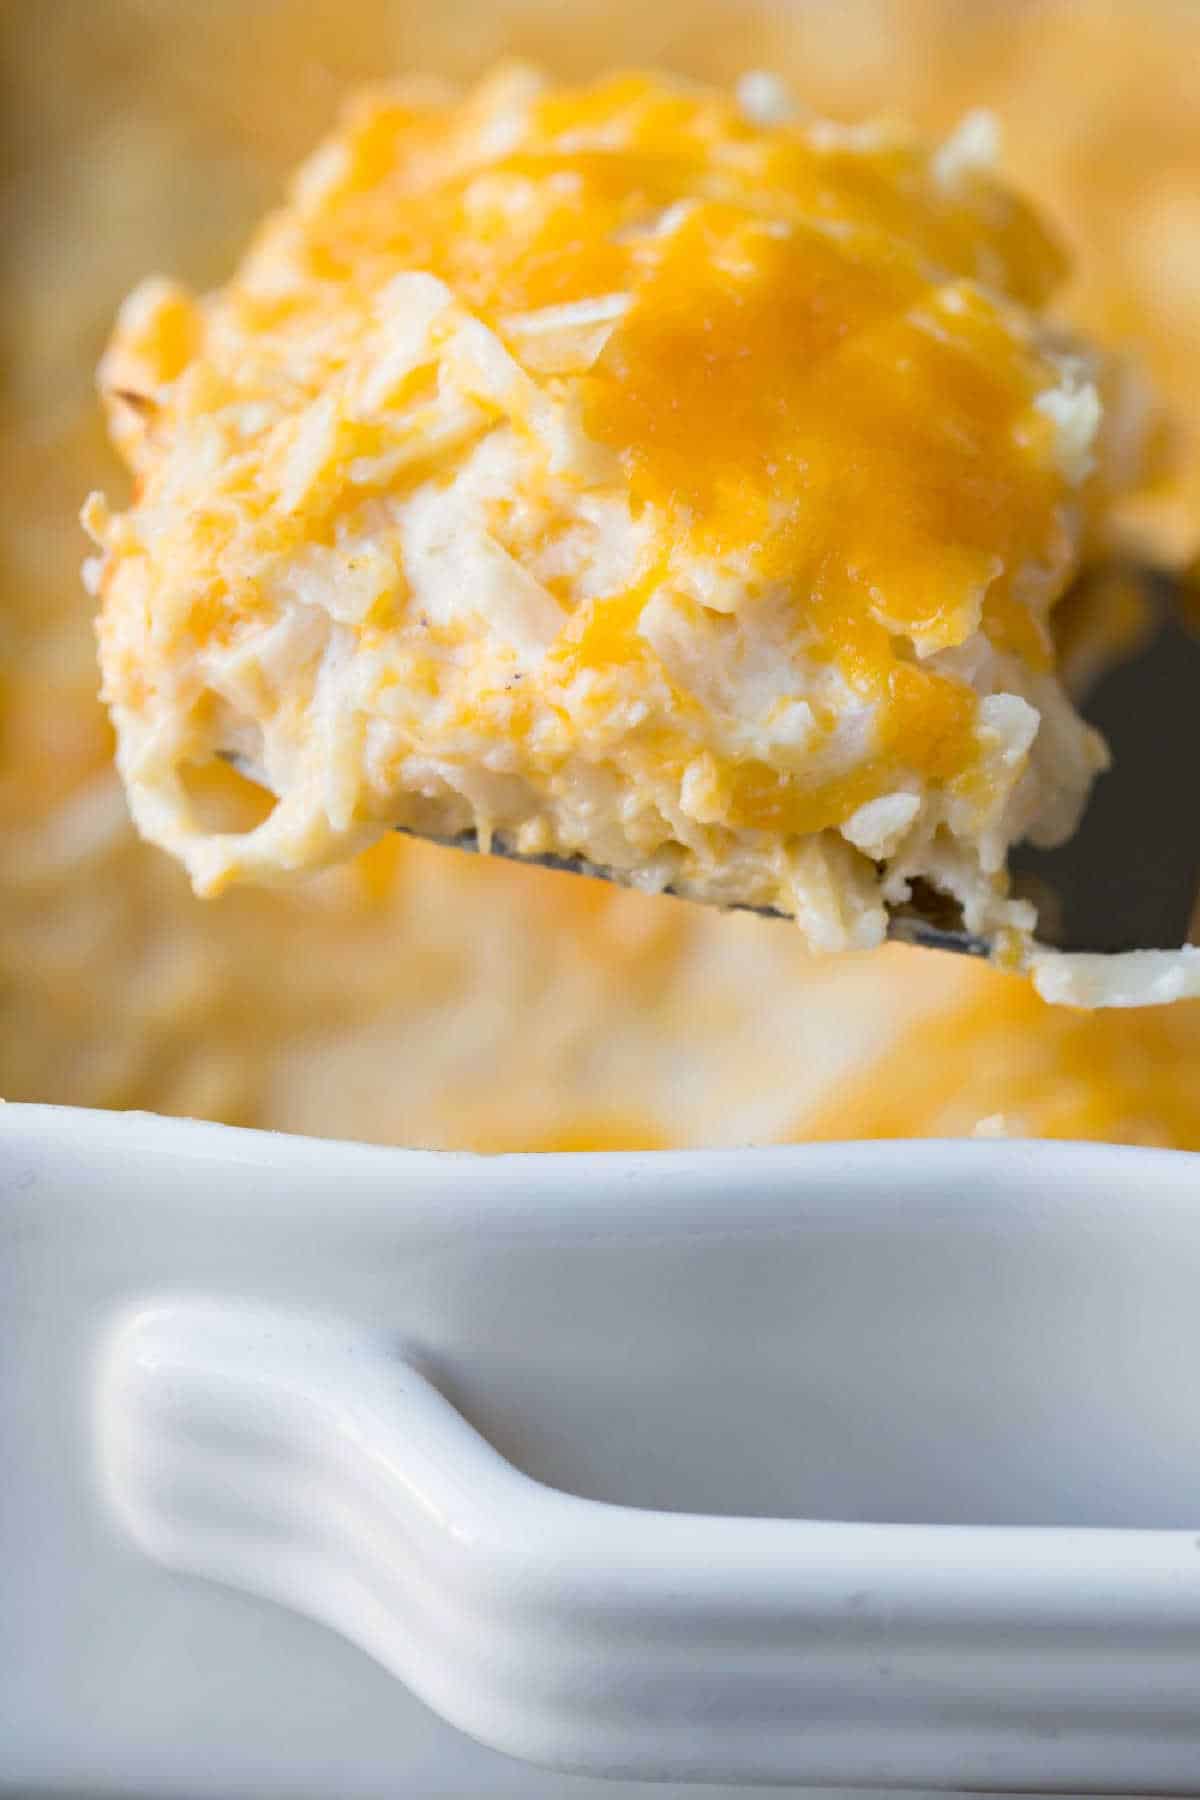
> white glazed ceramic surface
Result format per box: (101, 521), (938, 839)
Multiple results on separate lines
(3, 1103), (1200, 1797)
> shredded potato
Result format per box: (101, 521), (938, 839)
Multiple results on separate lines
(91, 66), (1150, 963)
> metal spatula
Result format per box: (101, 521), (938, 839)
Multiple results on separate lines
(1003, 570), (1200, 958)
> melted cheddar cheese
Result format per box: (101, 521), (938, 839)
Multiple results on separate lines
(807, 965), (1200, 1151)
(88, 65), (1149, 957)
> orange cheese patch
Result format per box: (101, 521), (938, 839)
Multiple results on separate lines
(806, 964), (1200, 1150)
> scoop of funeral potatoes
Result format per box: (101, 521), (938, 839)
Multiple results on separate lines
(86, 65), (1159, 976)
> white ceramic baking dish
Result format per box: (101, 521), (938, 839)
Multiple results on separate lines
(3, 1101), (1200, 1797)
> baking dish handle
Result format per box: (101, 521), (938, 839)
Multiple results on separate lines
(95, 1297), (1200, 1790)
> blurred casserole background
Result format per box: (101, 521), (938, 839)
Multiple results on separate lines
(4, 0), (1200, 1151)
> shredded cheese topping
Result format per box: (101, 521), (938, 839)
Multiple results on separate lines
(88, 65), (1149, 955)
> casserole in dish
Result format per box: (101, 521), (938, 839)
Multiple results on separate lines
(6, 4), (1200, 1792)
